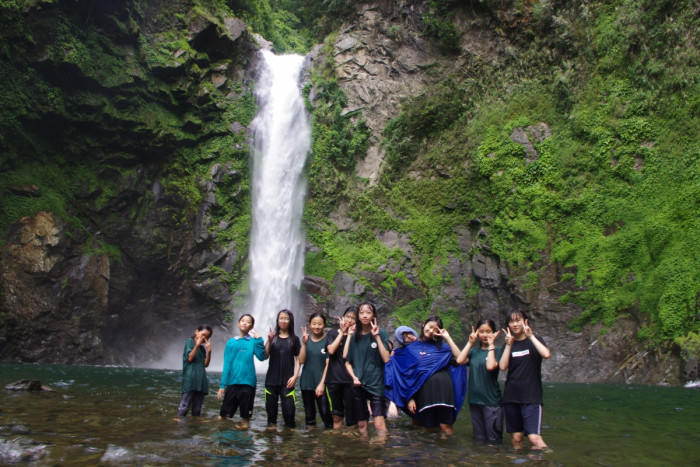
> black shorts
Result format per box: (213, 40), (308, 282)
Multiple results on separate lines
(503, 403), (543, 436)
(219, 384), (255, 420)
(352, 386), (386, 421)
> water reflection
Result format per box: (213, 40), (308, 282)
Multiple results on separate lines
(1, 363), (699, 465)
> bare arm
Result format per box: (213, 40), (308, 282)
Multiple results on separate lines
(265, 327), (274, 359)
(530, 335), (551, 359)
(376, 335), (390, 363)
(287, 351), (301, 389)
(203, 339), (212, 368)
(456, 326), (478, 365)
(523, 320), (551, 359)
(316, 359), (329, 397)
(345, 360), (361, 387)
(437, 328), (461, 359)
(327, 318), (350, 355)
(485, 330), (500, 371)
(327, 330), (346, 355)
(187, 337), (202, 363)
(499, 327), (514, 371)
(342, 325), (355, 360)
(371, 319), (390, 364)
(298, 327), (309, 364)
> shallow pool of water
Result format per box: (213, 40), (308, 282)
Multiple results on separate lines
(1, 363), (698, 465)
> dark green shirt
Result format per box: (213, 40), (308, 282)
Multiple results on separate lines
(300, 337), (329, 390)
(467, 346), (503, 406)
(346, 329), (389, 396)
(182, 337), (209, 394)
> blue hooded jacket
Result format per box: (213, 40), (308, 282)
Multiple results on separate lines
(385, 340), (467, 416)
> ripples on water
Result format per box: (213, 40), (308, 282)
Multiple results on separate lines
(1, 363), (699, 465)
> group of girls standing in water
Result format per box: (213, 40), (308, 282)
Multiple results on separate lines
(179, 303), (551, 450)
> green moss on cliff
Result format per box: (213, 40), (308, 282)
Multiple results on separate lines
(0, 0), (257, 311)
(303, 0), (699, 346)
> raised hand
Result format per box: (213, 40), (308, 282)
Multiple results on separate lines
(348, 324), (356, 335)
(339, 316), (349, 333)
(523, 319), (533, 338)
(203, 338), (212, 353)
(370, 318), (380, 336)
(503, 327), (514, 345)
(486, 330), (500, 347)
(251, 328), (260, 339)
(436, 328), (451, 340)
(468, 325), (478, 344)
(301, 326), (309, 344)
(268, 327), (275, 341)
(195, 333), (205, 346)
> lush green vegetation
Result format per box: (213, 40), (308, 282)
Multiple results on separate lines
(225, 0), (359, 53)
(302, 0), (699, 345)
(1, 0), (697, 361)
(0, 0), (256, 307)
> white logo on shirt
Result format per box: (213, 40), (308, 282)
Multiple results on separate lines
(321, 348), (327, 354)
(512, 349), (530, 358)
(371, 342), (377, 349)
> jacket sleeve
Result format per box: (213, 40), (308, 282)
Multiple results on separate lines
(253, 337), (266, 362)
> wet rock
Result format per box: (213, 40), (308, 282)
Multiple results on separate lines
(5, 380), (43, 392)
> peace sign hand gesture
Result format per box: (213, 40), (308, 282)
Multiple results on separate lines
(486, 330), (500, 347)
(370, 318), (380, 337)
(503, 327), (514, 345)
(339, 316), (350, 333)
(301, 326), (309, 344)
(468, 326), (478, 344)
(523, 319), (533, 338)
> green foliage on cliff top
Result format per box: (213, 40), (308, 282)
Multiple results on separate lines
(305, 0), (699, 343)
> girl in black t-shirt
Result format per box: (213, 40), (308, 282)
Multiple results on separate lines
(264, 309), (301, 428)
(499, 309), (551, 450)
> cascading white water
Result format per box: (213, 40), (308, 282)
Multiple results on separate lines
(249, 50), (310, 339)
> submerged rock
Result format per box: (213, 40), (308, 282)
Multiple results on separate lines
(4, 380), (54, 392)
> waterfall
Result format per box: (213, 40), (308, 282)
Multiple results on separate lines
(249, 50), (310, 339)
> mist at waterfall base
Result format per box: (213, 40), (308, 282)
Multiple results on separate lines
(146, 51), (310, 372)
(2, 362), (700, 465)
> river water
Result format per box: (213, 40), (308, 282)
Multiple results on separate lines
(1, 363), (698, 465)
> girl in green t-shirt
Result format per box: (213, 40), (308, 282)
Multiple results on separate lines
(299, 312), (332, 428)
(457, 318), (503, 444)
(177, 325), (212, 417)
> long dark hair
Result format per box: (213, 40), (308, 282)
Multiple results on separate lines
(355, 301), (376, 342)
(419, 315), (443, 349)
(274, 309), (296, 339)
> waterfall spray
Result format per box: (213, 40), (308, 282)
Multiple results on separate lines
(249, 50), (311, 341)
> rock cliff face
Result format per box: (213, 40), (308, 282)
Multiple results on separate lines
(300, 1), (686, 385)
(0, 0), (262, 364)
(0, 1), (691, 384)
